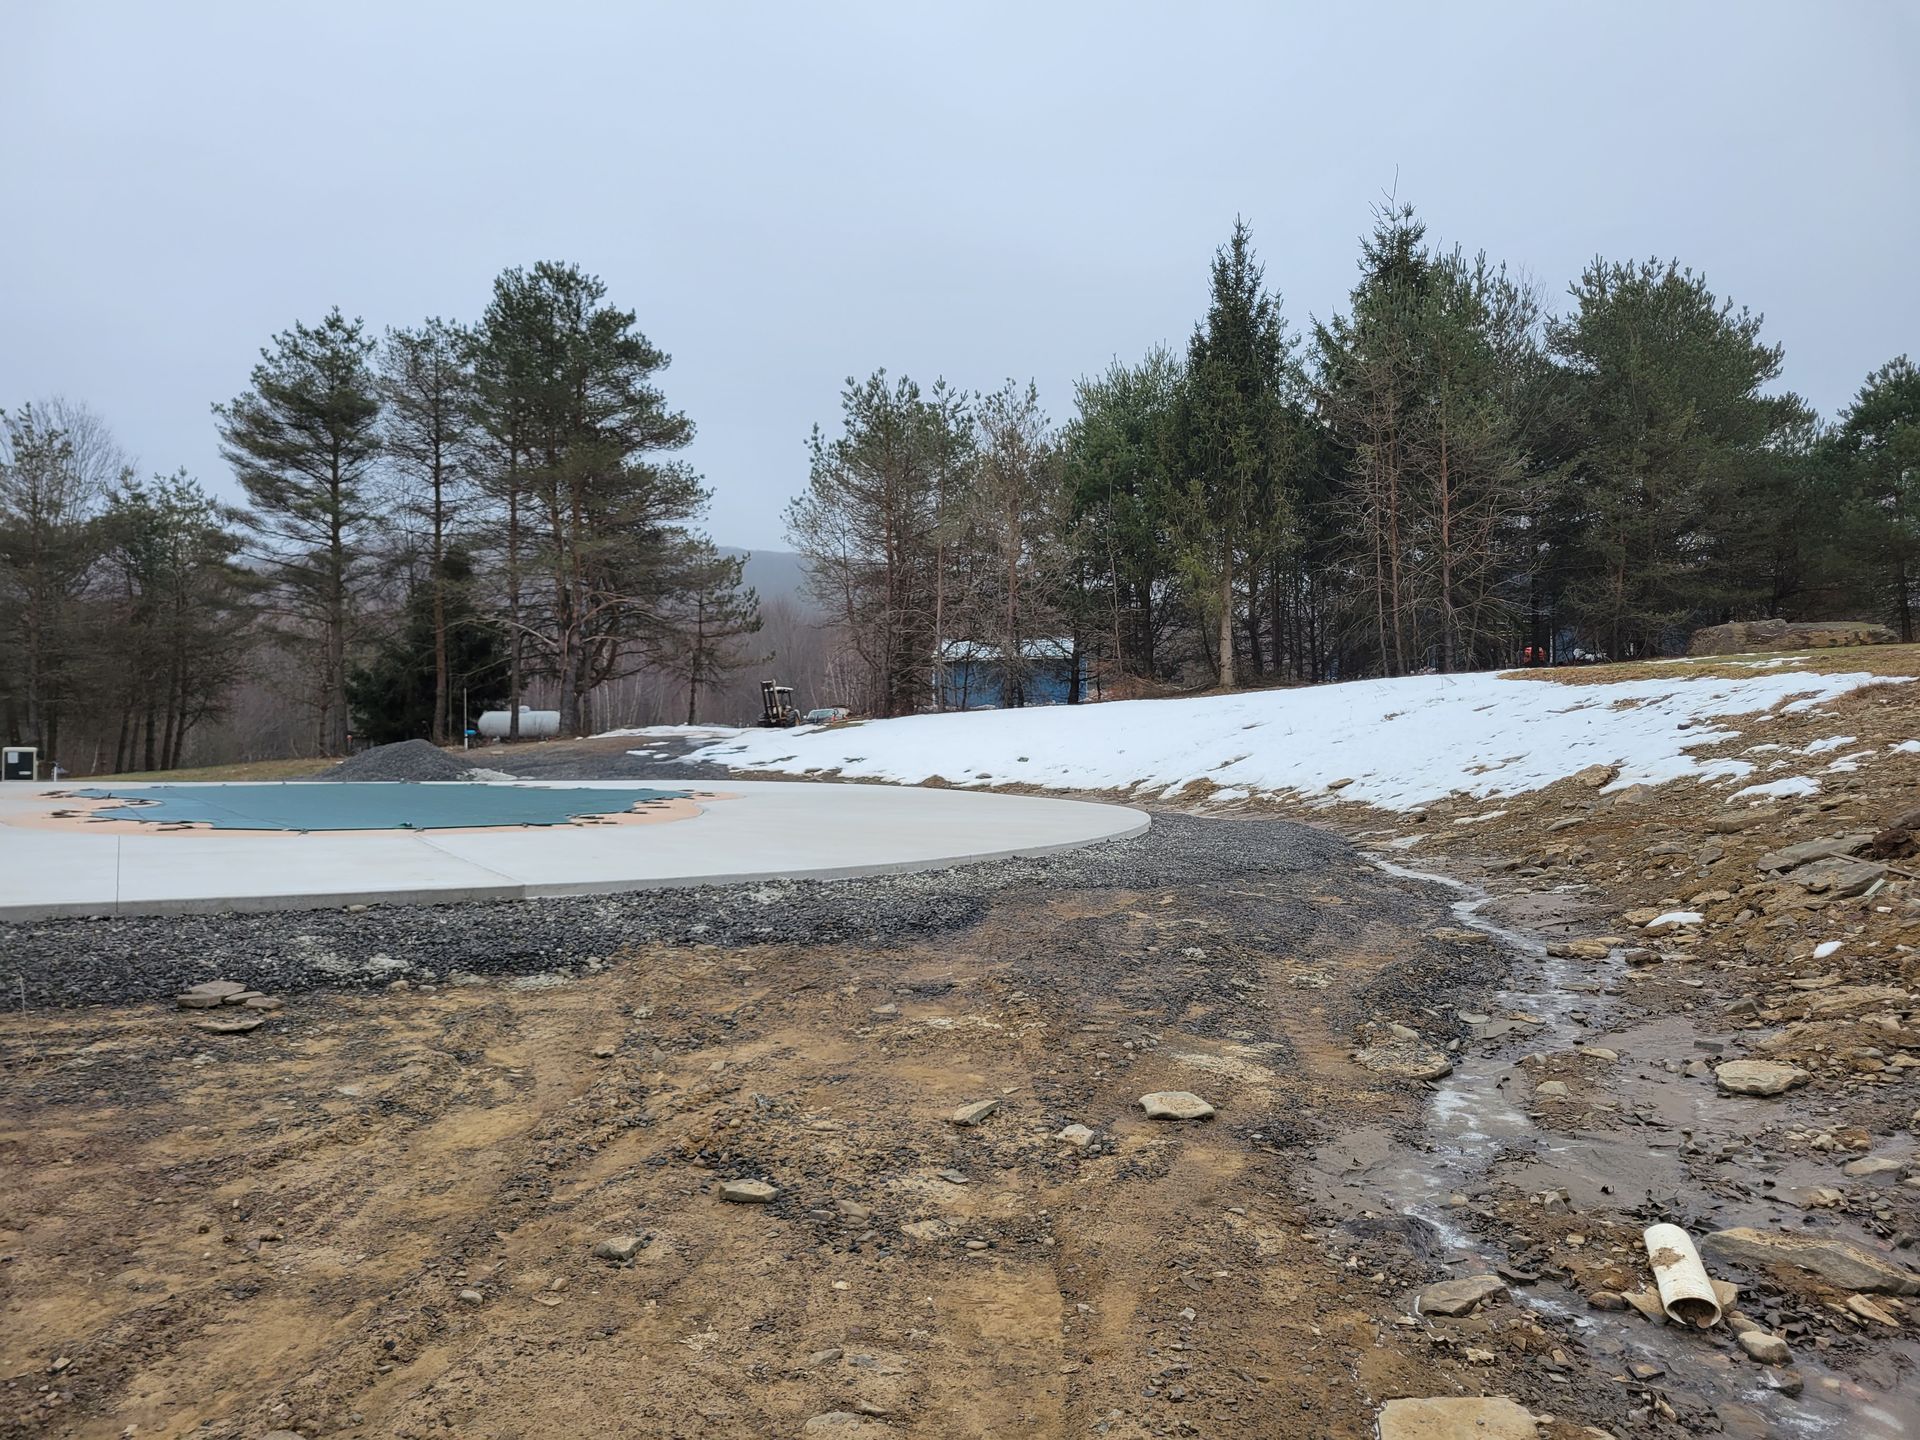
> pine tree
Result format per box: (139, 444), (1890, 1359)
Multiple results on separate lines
(380, 318), (474, 743)
(1166, 219), (1302, 688)
(469, 263), (707, 736)
(214, 308), (382, 753)
(0, 401), (125, 762)
(1832, 357), (1920, 638)
(1545, 259), (1785, 657)
(1063, 348), (1179, 682)
(657, 543), (763, 724)
(787, 372), (969, 716)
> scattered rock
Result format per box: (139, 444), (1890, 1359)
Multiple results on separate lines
(1847, 1294), (1900, 1326)
(458, 1288), (483, 1305)
(1057, 1123), (1095, 1148)
(240, 995), (284, 1011)
(1714, 1060), (1809, 1096)
(1781, 856), (1888, 897)
(719, 1179), (779, 1204)
(1533, 1081), (1570, 1100)
(1736, 1329), (1791, 1365)
(1138, 1091), (1214, 1121)
(194, 1015), (265, 1035)
(1702, 1227), (1920, 1294)
(1354, 1043), (1453, 1082)
(801, 1413), (887, 1436)
(1376, 1396), (1538, 1440)
(592, 1235), (646, 1262)
(1621, 1288), (1667, 1324)
(1842, 1156), (1905, 1180)
(951, 1099), (1000, 1127)
(176, 980), (247, 1009)
(1571, 763), (1619, 788)
(1756, 834), (1874, 872)
(1416, 1275), (1507, 1317)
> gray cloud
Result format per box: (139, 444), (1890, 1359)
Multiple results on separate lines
(4, 0), (1914, 549)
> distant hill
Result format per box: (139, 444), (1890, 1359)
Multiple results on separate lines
(718, 547), (817, 615)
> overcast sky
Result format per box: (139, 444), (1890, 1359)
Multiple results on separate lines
(4, 2), (1915, 551)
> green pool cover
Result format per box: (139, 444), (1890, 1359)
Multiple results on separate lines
(72, 783), (687, 831)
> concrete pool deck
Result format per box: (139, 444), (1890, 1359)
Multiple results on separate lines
(0, 779), (1148, 920)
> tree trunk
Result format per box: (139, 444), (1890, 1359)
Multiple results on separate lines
(1216, 562), (1235, 689)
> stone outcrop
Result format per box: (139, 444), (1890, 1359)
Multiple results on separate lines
(1688, 617), (1894, 656)
(1702, 1227), (1920, 1294)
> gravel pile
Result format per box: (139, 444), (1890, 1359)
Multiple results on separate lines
(318, 739), (476, 783)
(0, 812), (1390, 1008)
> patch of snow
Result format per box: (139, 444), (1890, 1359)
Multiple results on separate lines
(1802, 735), (1857, 754)
(1646, 910), (1704, 930)
(1744, 742), (1787, 753)
(599, 724), (748, 741)
(1453, 809), (1507, 824)
(1730, 776), (1820, 800)
(1891, 740), (1920, 754)
(683, 669), (1900, 813)
(1825, 750), (1875, 774)
(1813, 940), (1843, 960)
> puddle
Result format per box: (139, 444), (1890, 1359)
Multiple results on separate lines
(1306, 855), (1920, 1437)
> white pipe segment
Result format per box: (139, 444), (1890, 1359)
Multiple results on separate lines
(1643, 1223), (1723, 1328)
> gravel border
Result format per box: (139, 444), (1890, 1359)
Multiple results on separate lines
(1, 812), (1366, 1009)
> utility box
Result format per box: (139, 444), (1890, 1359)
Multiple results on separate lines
(2, 747), (37, 781)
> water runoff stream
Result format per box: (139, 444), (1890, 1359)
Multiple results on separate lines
(1304, 856), (1920, 1438)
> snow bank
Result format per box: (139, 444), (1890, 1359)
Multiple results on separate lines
(655, 668), (1897, 813)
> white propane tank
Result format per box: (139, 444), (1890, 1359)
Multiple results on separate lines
(476, 707), (561, 739)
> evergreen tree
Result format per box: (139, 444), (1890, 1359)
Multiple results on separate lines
(0, 401), (123, 762)
(1063, 348), (1179, 681)
(656, 543), (763, 724)
(967, 380), (1066, 705)
(97, 472), (255, 771)
(347, 547), (506, 745)
(1313, 203), (1437, 675)
(787, 371), (970, 716)
(1545, 259), (1786, 657)
(214, 308), (382, 753)
(1166, 219), (1303, 688)
(1831, 357), (1920, 638)
(469, 263), (706, 736)
(380, 318), (474, 742)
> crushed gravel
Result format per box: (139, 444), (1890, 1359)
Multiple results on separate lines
(0, 812), (1450, 1009)
(317, 739), (477, 783)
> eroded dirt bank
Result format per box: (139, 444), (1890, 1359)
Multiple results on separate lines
(3, 786), (1917, 1439)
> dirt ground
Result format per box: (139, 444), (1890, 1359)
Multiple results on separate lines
(7, 654), (1920, 1439)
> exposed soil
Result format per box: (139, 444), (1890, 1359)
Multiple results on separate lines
(7, 673), (1920, 1439)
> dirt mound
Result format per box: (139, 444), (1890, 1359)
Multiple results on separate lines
(317, 739), (475, 782)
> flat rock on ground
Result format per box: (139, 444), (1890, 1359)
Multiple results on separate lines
(1714, 1060), (1809, 1096)
(1703, 1227), (1920, 1295)
(950, 1099), (999, 1126)
(1354, 1041), (1454, 1081)
(802, 1415), (887, 1436)
(1417, 1274), (1507, 1317)
(719, 1180), (779, 1204)
(1377, 1396), (1538, 1440)
(1138, 1091), (1214, 1121)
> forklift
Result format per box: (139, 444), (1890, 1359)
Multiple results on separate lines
(758, 680), (802, 728)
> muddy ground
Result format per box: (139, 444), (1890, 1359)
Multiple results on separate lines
(5, 713), (1920, 1439)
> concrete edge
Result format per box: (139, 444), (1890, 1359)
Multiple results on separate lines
(0, 809), (1151, 922)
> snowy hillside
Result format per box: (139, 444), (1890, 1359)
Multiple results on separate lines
(633, 667), (1907, 813)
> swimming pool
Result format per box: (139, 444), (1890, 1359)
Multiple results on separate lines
(70, 782), (688, 832)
